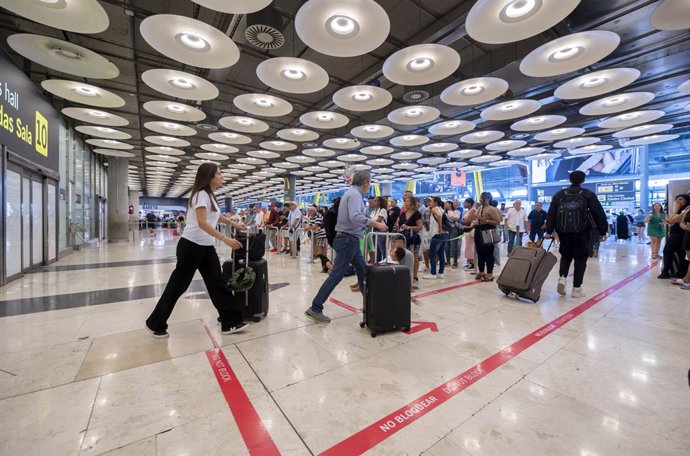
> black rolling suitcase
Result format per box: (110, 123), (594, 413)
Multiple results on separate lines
(359, 233), (411, 337)
(497, 241), (557, 302)
(222, 234), (269, 322)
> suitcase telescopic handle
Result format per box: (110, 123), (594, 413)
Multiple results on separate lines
(365, 231), (403, 264)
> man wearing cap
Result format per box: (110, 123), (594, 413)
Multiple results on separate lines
(306, 170), (387, 323)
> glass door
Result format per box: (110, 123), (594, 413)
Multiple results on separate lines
(22, 177), (31, 271)
(5, 166), (22, 278)
(47, 181), (57, 262)
(31, 177), (44, 267)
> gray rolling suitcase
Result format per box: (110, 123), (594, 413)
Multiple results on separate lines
(497, 242), (557, 302)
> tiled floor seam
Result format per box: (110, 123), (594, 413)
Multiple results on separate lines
(235, 343), (316, 456)
(77, 376), (103, 456)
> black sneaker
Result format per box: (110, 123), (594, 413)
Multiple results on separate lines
(657, 273), (670, 279)
(146, 324), (169, 339)
(221, 322), (249, 335)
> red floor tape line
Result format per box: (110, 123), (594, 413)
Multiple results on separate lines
(329, 297), (363, 313)
(202, 322), (281, 456)
(319, 262), (659, 456)
(412, 279), (482, 299)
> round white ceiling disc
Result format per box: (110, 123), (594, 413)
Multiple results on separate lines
(145, 136), (191, 147)
(462, 165), (486, 172)
(260, 141), (297, 152)
(209, 132), (252, 145)
(554, 68), (641, 100)
(337, 154), (367, 162)
(300, 112), (349, 129)
(318, 160), (346, 168)
(470, 155), (502, 164)
(219, 116), (269, 133)
(507, 147), (546, 157)
(8, 34), (118, 79)
(190, 159), (221, 166)
(390, 135), (430, 147)
(351, 125), (395, 139)
(418, 157), (447, 166)
(195, 152), (230, 161)
(480, 99), (541, 121)
(304, 166), (328, 173)
(143, 101), (207, 122)
(256, 57), (329, 94)
(323, 138), (359, 149)
(238, 157), (267, 166)
(679, 80), (690, 94)
(62, 107), (128, 126)
(597, 110), (665, 129)
(489, 159), (523, 167)
(42, 80), (124, 107)
(76, 126), (131, 140)
(387, 106), (440, 126)
(533, 127), (585, 141)
(553, 137), (600, 148)
(392, 162), (419, 170)
(247, 150), (280, 159)
(511, 114), (566, 132)
(295, 0), (390, 57)
(86, 139), (133, 150)
(428, 120), (476, 136)
(360, 145), (394, 156)
(146, 161), (177, 168)
(145, 155), (182, 162)
(612, 124), (674, 139)
(447, 149), (482, 160)
(367, 158), (395, 166)
(651, 0), (690, 30)
(439, 161), (468, 168)
(441, 77), (509, 107)
(200, 144), (239, 154)
(233, 94), (293, 117)
(93, 149), (135, 158)
(625, 134), (679, 146)
(274, 162), (300, 169)
(486, 140), (527, 152)
(140, 15), (239, 69)
(234, 163), (257, 170)
(422, 143), (458, 153)
(569, 145), (613, 155)
(332, 85), (393, 111)
(286, 156), (317, 164)
(390, 151), (423, 160)
(461, 130), (505, 144)
(0, 0), (109, 33)
(520, 31), (620, 77)
(525, 152), (561, 160)
(579, 92), (655, 116)
(191, 0), (271, 14)
(466, 0), (581, 44)
(383, 44), (460, 86)
(144, 147), (185, 156)
(144, 121), (197, 136)
(277, 129), (319, 142)
(142, 69), (219, 101)
(374, 168), (396, 174)
(303, 148), (336, 158)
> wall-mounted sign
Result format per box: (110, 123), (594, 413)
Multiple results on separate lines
(0, 49), (59, 173)
(595, 180), (636, 203)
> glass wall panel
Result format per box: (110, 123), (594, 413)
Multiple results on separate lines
(58, 119), (68, 251)
(32, 180), (44, 266)
(47, 183), (56, 262)
(5, 170), (22, 277)
(22, 177), (30, 270)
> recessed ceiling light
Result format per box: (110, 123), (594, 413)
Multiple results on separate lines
(619, 112), (639, 120)
(602, 96), (626, 107)
(166, 104), (185, 113)
(632, 125), (649, 131)
(529, 117), (545, 124)
(364, 126), (380, 132)
(175, 31), (210, 52)
(223, 133), (238, 138)
(501, 103), (518, 111)
(281, 68), (306, 80)
(352, 92), (373, 102)
(335, 138), (348, 144)
(581, 77), (607, 88)
(73, 86), (98, 97)
(405, 109), (422, 118)
(403, 135), (416, 140)
(293, 129), (305, 135)
(326, 15), (359, 38)
(170, 78), (195, 89)
(87, 110), (107, 118)
(406, 57), (434, 72)
(552, 128), (566, 134)
(372, 146), (383, 150)
(237, 118), (253, 126)
(317, 114), (333, 122)
(96, 127), (114, 133)
(164, 123), (180, 130)
(549, 45), (583, 61)
(500, 0), (542, 22)
(475, 131), (489, 137)
(444, 121), (459, 128)
(461, 84), (484, 96)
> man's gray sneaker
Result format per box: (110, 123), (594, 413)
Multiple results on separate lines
(305, 308), (331, 324)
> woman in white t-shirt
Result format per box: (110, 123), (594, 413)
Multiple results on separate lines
(146, 163), (248, 339)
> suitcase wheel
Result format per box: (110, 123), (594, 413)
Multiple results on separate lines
(253, 316), (262, 322)
(401, 327), (409, 332)
(371, 332), (377, 338)
(359, 322), (365, 328)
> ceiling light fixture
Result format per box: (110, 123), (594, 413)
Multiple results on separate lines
(237, 118), (253, 126)
(166, 104), (185, 113)
(552, 128), (566, 134)
(176, 31), (210, 51)
(74, 86), (98, 97)
(444, 122), (459, 128)
(500, 0), (542, 22)
(352, 92), (373, 102)
(581, 77), (607, 88)
(501, 103), (518, 111)
(223, 133), (238, 138)
(603, 96), (626, 107)
(403, 135), (416, 140)
(475, 131), (489, 137)
(529, 117), (545, 124)
(170, 78), (195, 89)
(96, 127), (113, 133)
(405, 109), (422, 118)
(281, 68), (306, 80)
(317, 114), (333, 122)
(293, 129), (305, 135)
(254, 98), (275, 108)
(549, 45), (584, 61)
(326, 14), (359, 38)
(335, 138), (348, 144)
(87, 110), (107, 118)
(164, 123), (180, 130)
(620, 112), (639, 120)
(461, 84), (483, 95)
(364, 126), (380, 132)
(406, 57), (434, 72)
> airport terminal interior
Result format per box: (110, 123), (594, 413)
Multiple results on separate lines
(0, 0), (689, 455)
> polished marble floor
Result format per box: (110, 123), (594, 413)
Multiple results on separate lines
(0, 233), (688, 456)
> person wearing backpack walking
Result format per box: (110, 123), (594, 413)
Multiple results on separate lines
(545, 171), (608, 298)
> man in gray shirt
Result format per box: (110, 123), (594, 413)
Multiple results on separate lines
(306, 170), (387, 323)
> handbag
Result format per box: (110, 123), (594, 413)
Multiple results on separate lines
(480, 228), (500, 245)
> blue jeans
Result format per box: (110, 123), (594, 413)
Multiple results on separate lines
(430, 233), (449, 275)
(311, 234), (367, 313)
(529, 228), (544, 242)
(508, 230), (523, 254)
(445, 227), (461, 264)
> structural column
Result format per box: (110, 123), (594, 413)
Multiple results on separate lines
(107, 158), (129, 243)
(639, 145), (649, 212)
(284, 175), (296, 202)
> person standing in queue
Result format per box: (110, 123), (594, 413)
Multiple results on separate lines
(527, 202), (547, 243)
(306, 170), (388, 323)
(145, 163), (248, 338)
(472, 192), (502, 282)
(546, 170), (608, 298)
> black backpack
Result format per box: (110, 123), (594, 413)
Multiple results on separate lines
(323, 206), (338, 247)
(556, 190), (588, 233)
(442, 212), (453, 232)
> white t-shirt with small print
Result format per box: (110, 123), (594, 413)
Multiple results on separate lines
(182, 191), (220, 246)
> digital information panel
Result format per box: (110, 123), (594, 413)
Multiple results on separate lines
(533, 180), (637, 207)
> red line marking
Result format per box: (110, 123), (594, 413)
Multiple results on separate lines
(206, 349), (281, 456)
(319, 261), (660, 456)
(403, 321), (438, 335)
(329, 297), (363, 313)
(202, 320), (220, 349)
(412, 279), (482, 299)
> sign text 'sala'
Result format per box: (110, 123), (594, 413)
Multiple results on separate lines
(0, 78), (49, 157)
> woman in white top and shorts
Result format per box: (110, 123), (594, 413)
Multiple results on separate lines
(145, 163), (248, 338)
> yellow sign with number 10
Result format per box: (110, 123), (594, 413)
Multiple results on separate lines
(34, 110), (48, 157)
